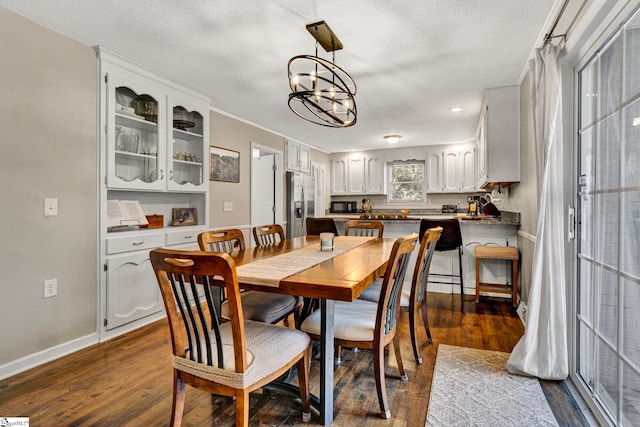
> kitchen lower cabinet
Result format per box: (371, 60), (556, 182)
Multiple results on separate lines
(332, 217), (518, 299)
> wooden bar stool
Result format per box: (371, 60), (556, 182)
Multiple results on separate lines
(474, 245), (519, 307)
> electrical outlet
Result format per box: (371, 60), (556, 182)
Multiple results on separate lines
(44, 279), (57, 298)
(223, 202), (233, 212)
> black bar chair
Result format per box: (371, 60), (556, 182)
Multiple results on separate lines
(419, 218), (464, 311)
(305, 217), (338, 236)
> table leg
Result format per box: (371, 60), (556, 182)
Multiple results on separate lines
(320, 299), (334, 425)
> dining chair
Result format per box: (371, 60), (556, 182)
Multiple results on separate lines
(305, 217), (338, 236)
(359, 227), (443, 364)
(344, 219), (384, 237)
(252, 224), (285, 246)
(300, 233), (419, 419)
(150, 248), (312, 427)
(198, 229), (303, 326)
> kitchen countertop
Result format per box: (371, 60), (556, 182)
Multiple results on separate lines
(323, 211), (520, 226)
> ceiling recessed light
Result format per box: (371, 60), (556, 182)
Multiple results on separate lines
(633, 116), (640, 127)
(383, 135), (402, 144)
(450, 106), (463, 112)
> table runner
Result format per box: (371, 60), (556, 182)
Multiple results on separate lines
(236, 236), (374, 287)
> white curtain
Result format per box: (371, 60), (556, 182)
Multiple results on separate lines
(506, 44), (568, 380)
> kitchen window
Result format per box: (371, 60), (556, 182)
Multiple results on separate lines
(387, 161), (425, 202)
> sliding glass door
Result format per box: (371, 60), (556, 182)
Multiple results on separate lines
(576, 7), (640, 426)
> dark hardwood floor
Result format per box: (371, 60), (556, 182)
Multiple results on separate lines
(0, 294), (588, 426)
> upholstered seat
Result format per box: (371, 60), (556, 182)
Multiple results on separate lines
(173, 319), (308, 389)
(221, 292), (303, 324)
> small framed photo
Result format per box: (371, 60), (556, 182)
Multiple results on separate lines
(171, 208), (197, 226)
(210, 146), (240, 182)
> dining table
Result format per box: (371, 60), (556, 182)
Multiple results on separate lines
(226, 234), (397, 425)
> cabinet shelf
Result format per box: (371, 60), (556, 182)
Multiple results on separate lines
(173, 128), (203, 141)
(115, 150), (158, 159)
(172, 159), (202, 166)
(115, 113), (158, 131)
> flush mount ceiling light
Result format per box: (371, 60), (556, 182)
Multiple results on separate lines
(450, 106), (463, 112)
(288, 21), (357, 128)
(384, 135), (402, 144)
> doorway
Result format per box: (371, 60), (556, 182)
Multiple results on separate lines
(250, 143), (283, 247)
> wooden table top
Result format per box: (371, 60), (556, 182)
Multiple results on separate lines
(229, 235), (396, 302)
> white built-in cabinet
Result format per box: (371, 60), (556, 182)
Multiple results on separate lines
(330, 152), (386, 195)
(97, 48), (210, 339)
(285, 139), (311, 173)
(426, 144), (477, 193)
(477, 85), (520, 189)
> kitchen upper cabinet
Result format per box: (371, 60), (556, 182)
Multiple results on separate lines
(459, 145), (477, 192)
(347, 155), (365, 193)
(330, 153), (386, 195)
(364, 155), (385, 194)
(426, 144), (476, 193)
(285, 139), (311, 173)
(477, 85), (520, 189)
(330, 155), (348, 195)
(426, 150), (443, 192)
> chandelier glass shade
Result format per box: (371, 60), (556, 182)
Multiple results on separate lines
(288, 22), (357, 128)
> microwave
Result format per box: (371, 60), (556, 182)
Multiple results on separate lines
(330, 201), (359, 213)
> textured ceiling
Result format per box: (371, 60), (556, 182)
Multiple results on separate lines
(0, 0), (558, 153)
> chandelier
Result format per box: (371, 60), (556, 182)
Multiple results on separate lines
(288, 21), (357, 128)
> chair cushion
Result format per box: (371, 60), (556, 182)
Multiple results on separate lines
(173, 320), (310, 389)
(300, 299), (381, 342)
(358, 278), (411, 307)
(221, 291), (303, 324)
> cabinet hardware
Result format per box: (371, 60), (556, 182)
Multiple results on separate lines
(104, 318), (108, 327)
(132, 241), (144, 246)
(169, 170), (173, 181)
(160, 169), (165, 180)
(104, 263), (108, 271)
(184, 235), (193, 239)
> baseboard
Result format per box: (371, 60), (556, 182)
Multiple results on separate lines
(0, 333), (98, 381)
(517, 301), (528, 326)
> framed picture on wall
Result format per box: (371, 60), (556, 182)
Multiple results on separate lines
(209, 146), (240, 182)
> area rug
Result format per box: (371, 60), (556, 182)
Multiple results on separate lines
(426, 345), (559, 427)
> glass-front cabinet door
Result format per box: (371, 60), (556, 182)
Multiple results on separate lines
(167, 94), (208, 192)
(106, 72), (166, 190)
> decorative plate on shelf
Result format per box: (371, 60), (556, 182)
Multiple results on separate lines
(173, 120), (195, 131)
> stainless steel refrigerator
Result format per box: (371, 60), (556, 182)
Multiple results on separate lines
(285, 171), (315, 239)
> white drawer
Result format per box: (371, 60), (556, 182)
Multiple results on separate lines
(166, 228), (203, 246)
(107, 232), (165, 255)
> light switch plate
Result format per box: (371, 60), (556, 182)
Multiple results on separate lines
(223, 202), (233, 212)
(44, 198), (58, 216)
